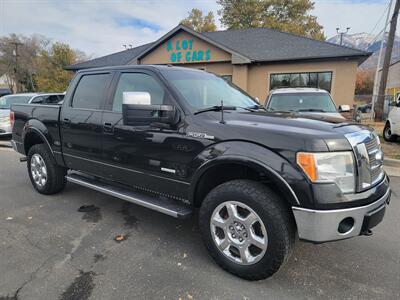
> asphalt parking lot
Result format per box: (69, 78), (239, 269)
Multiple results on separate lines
(0, 141), (399, 300)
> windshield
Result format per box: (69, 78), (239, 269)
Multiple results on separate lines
(266, 93), (337, 113)
(0, 95), (32, 109)
(162, 69), (257, 111)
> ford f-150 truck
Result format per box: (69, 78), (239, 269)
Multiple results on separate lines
(10, 65), (391, 280)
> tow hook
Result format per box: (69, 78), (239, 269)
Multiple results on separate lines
(19, 156), (27, 162)
(361, 229), (373, 236)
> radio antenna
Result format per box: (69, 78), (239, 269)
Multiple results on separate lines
(220, 100), (225, 124)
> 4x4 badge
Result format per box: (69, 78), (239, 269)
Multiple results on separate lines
(186, 132), (215, 140)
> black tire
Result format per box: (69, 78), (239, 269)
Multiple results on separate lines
(199, 179), (295, 280)
(27, 144), (67, 194)
(383, 123), (397, 142)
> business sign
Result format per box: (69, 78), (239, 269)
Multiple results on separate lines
(167, 39), (211, 63)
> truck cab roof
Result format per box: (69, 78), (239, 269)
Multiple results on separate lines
(76, 64), (201, 74)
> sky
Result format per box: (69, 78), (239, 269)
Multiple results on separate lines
(0, 0), (396, 58)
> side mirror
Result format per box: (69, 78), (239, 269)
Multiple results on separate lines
(254, 97), (260, 104)
(122, 92), (177, 126)
(339, 104), (350, 112)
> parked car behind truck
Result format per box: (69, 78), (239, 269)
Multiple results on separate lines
(11, 66), (391, 280)
(383, 92), (400, 142)
(0, 93), (64, 139)
(265, 87), (350, 118)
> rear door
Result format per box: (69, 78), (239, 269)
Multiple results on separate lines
(60, 72), (113, 176)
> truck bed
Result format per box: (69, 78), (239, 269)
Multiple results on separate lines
(11, 103), (62, 154)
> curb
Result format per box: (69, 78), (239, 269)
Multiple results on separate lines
(383, 158), (400, 168)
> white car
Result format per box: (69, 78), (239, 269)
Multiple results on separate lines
(383, 92), (400, 142)
(265, 88), (348, 119)
(0, 93), (64, 139)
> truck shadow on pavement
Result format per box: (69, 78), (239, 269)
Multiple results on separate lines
(1, 179), (399, 299)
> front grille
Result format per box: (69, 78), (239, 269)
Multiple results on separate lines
(365, 136), (383, 183)
(345, 130), (384, 192)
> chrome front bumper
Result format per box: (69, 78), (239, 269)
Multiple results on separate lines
(292, 188), (391, 243)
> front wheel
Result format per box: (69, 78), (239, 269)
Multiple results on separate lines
(199, 180), (295, 280)
(383, 123), (397, 142)
(27, 144), (67, 194)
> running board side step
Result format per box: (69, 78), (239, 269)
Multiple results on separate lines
(66, 173), (192, 219)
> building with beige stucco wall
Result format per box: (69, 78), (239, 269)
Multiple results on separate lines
(377, 59), (400, 101)
(67, 25), (370, 107)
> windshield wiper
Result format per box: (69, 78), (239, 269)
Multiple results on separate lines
(247, 104), (266, 111)
(298, 108), (326, 112)
(194, 104), (265, 115)
(194, 105), (237, 115)
(267, 108), (296, 113)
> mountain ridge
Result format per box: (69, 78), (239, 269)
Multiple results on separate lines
(327, 32), (400, 69)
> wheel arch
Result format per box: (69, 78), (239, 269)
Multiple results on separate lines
(385, 118), (392, 128)
(190, 155), (300, 208)
(23, 126), (54, 159)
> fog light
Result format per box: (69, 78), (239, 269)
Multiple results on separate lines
(338, 217), (354, 234)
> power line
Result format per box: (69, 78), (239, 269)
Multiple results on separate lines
(368, 1), (391, 36)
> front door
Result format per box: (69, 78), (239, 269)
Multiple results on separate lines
(100, 71), (196, 200)
(60, 72), (113, 176)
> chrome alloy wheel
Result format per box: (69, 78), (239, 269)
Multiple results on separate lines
(30, 153), (47, 187)
(210, 201), (268, 265)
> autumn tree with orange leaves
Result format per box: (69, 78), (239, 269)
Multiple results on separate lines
(355, 69), (374, 95)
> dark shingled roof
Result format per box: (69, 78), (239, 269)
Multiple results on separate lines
(203, 28), (369, 63)
(67, 26), (370, 71)
(66, 42), (153, 70)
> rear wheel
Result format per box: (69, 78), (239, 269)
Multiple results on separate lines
(27, 144), (67, 194)
(383, 123), (397, 142)
(199, 179), (295, 280)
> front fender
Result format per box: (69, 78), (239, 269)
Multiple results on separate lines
(189, 141), (312, 207)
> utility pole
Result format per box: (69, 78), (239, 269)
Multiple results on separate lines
(375, 0), (399, 121)
(371, 0), (393, 120)
(12, 41), (23, 93)
(336, 27), (350, 45)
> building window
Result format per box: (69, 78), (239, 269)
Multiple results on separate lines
(270, 71), (332, 92)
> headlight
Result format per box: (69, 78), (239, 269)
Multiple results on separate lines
(297, 151), (355, 193)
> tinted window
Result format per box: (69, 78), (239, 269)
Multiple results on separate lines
(46, 95), (61, 104)
(112, 73), (165, 112)
(31, 96), (45, 104)
(72, 74), (109, 109)
(270, 72), (332, 92)
(318, 72), (332, 92)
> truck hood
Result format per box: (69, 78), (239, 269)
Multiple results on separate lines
(194, 110), (372, 153)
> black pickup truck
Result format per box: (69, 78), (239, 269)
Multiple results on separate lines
(11, 65), (391, 280)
